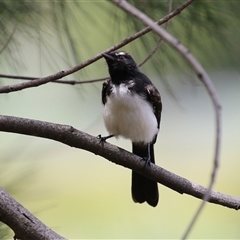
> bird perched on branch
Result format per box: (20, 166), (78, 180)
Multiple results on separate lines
(101, 51), (162, 207)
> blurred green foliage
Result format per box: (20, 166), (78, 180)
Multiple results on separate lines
(0, 1), (240, 238)
(0, 0), (239, 74)
(0, 224), (10, 239)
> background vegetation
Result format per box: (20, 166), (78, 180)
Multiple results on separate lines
(1, 1), (240, 238)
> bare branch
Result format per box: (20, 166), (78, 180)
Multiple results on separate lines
(0, 115), (236, 211)
(59, 77), (108, 85)
(0, 73), (108, 85)
(0, 71), (64, 93)
(112, 0), (221, 238)
(0, 53), (105, 93)
(0, 73), (36, 80)
(0, 187), (66, 240)
(138, 0), (172, 67)
(0, 0), (195, 90)
(138, 35), (163, 68)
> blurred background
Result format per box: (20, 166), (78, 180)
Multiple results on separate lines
(0, 0), (240, 239)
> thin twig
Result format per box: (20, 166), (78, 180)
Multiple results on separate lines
(0, 74), (35, 80)
(138, 0), (172, 67)
(0, 52), (107, 93)
(112, 0), (221, 239)
(0, 0), (195, 91)
(138, 38), (163, 67)
(0, 74), (108, 85)
(57, 77), (109, 85)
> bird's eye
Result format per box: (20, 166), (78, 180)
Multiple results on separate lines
(118, 55), (125, 60)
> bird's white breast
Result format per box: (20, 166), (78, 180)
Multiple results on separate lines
(103, 82), (158, 144)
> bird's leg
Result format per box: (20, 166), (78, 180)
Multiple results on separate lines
(97, 134), (114, 143)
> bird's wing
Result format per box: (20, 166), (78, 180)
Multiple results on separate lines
(133, 72), (162, 129)
(145, 83), (162, 130)
(102, 78), (112, 105)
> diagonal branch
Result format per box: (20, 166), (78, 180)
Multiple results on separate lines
(0, 56), (104, 93)
(138, 0), (173, 67)
(0, 0), (194, 91)
(0, 115), (237, 210)
(111, 0), (221, 239)
(0, 187), (66, 240)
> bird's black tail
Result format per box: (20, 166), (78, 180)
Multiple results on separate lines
(131, 143), (159, 207)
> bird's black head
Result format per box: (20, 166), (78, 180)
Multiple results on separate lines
(102, 51), (139, 81)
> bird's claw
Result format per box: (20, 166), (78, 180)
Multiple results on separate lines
(97, 134), (106, 143)
(97, 134), (114, 143)
(142, 156), (151, 170)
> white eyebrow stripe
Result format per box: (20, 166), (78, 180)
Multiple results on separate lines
(115, 51), (126, 56)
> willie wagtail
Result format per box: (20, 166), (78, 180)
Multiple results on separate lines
(101, 51), (162, 207)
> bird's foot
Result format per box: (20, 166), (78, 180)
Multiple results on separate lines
(97, 134), (114, 143)
(142, 156), (151, 170)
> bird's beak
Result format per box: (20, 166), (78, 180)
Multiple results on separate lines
(102, 53), (115, 61)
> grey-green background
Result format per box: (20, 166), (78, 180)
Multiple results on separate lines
(1, 1), (240, 239)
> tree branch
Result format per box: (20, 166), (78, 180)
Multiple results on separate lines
(138, 0), (172, 67)
(0, 115), (238, 211)
(0, 73), (108, 85)
(0, 187), (66, 240)
(0, 0), (194, 90)
(111, 0), (221, 238)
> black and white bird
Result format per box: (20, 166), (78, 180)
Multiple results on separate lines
(101, 51), (162, 207)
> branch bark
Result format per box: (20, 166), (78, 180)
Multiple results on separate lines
(0, 115), (238, 211)
(0, 187), (66, 240)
